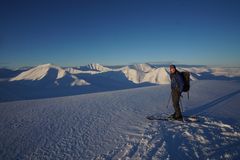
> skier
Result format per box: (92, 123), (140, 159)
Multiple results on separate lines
(169, 64), (184, 121)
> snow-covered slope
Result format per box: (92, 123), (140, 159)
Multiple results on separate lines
(80, 63), (112, 72)
(0, 80), (239, 159)
(121, 64), (170, 84)
(10, 64), (90, 87)
(130, 63), (154, 72)
(10, 64), (66, 81)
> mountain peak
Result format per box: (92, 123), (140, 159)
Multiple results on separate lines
(83, 63), (111, 72)
(36, 63), (61, 69)
(130, 63), (153, 73)
(10, 64), (66, 81)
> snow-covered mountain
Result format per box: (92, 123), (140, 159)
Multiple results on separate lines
(1, 63), (240, 102)
(121, 64), (171, 84)
(7, 63), (240, 87)
(80, 63), (112, 72)
(129, 63), (155, 72)
(10, 64), (65, 81)
(10, 64), (90, 87)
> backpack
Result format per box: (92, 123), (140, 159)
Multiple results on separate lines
(180, 71), (190, 92)
(180, 71), (190, 99)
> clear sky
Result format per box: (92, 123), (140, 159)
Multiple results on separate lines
(1, 0), (240, 68)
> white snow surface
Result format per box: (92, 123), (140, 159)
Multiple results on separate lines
(0, 80), (240, 160)
(121, 65), (171, 84)
(130, 63), (154, 73)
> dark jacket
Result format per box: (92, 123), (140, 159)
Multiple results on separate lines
(170, 71), (184, 93)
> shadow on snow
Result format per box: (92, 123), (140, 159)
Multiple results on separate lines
(0, 71), (156, 102)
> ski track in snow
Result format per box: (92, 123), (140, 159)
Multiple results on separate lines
(96, 116), (240, 160)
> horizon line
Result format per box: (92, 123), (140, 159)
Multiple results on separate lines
(1, 62), (239, 70)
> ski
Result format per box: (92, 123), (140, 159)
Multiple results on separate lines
(146, 115), (199, 123)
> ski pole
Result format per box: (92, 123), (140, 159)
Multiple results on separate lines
(166, 92), (171, 108)
(180, 96), (184, 113)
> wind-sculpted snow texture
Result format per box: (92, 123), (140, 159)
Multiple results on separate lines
(0, 80), (240, 159)
(97, 116), (240, 160)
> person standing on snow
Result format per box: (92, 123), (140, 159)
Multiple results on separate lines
(169, 64), (184, 120)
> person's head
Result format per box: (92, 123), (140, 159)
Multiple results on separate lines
(169, 64), (176, 74)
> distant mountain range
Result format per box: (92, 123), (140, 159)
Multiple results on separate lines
(6, 63), (240, 84)
(6, 63), (188, 85)
(9, 64), (89, 87)
(0, 63), (239, 102)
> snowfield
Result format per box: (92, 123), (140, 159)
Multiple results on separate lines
(0, 80), (240, 159)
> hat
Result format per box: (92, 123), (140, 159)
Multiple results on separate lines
(170, 64), (176, 69)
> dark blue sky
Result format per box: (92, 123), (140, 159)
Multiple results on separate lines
(1, 0), (240, 68)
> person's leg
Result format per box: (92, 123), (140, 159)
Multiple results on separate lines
(168, 91), (176, 118)
(172, 90), (182, 119)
